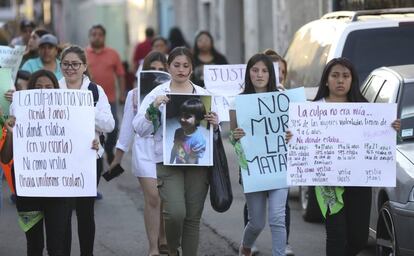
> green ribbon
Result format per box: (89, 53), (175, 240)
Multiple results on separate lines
(315, 186), (345, 218)
(18, 211), (44, 232)
(229, 130), (248, 171)
(146, 103), (161, 134)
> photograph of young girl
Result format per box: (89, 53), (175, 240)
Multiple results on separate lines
(163, 94), (213, 166)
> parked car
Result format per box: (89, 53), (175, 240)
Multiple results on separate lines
(284, 8), (414, 222)
(360, 65), (414, 256)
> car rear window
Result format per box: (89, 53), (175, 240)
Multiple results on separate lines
(400, 82), (414, 140)
(342, 26), (414, 85)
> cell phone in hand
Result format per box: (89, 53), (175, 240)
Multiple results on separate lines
(102, 164), (125, 181)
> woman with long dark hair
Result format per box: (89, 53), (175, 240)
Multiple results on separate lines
(305, 57), (400, 256)
(133, 47), (218, 256)
(192, 31), (228, 87)
(230, 53), (287, 256)
(0, 69), (99, 256)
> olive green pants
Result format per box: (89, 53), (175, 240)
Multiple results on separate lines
(157, 164), (209, 256)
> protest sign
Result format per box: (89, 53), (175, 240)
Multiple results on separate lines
(13, 89), (96, 197)
(235, 87), (306, 193)
(204, 64), (246, 122)
(0, 45), (25, 80)
(204, 64), (280, 122)
(204, 63), (279, 96)
(0, 68), (13, 117)
(163, 94), (213, 166)
(204, 64), (246, 96)
(287, 102), (397, 187)
(137, 70), (171, 104)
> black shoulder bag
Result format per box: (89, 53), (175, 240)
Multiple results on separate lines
(209, 129), (233, 212)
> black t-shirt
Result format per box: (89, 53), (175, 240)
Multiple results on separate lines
(192, 52), (228, 87)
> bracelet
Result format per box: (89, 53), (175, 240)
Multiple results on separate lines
(146, 103), (161, 134)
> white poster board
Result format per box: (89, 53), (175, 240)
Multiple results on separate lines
(204, 63), (279, 122)
(13, 89), (97, 197)
(287, 102), (397, 187)
(204, 64), (246, 96)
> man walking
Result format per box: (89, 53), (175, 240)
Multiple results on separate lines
(86, 24), (125, 165)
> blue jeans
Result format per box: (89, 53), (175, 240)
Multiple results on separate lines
(242, 188), (288, 256)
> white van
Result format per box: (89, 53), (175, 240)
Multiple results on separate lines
(285, 8), (414, 100)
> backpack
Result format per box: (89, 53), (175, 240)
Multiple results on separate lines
(87, 82), (105, 146)
(88, 82), (99, 106)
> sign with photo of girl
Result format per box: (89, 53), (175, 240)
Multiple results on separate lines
(163, 94), (213, 166)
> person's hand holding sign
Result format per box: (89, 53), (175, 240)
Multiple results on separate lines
(91, 139), (99, 151)
(153, 95), (170, 108)
(204, 111), (219, 131)
(232, 127), (246, 141)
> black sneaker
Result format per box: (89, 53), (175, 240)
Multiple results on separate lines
(95, 192), (103, 200)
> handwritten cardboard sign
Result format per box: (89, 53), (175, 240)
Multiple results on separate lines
(13, 89), (97, 197)
(0, 45), (25, 80)
(204, 64), (246, 122)
(235, 87), (306, 193)
(204, 63), (280, 122)
(287, 102), (397, 187)
(204, 64), (246, 96)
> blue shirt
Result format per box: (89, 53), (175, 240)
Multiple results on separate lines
(21, 57), (63, 80)
(171, 127), (206, 164)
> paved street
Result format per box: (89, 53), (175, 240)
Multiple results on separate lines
(1, 123), (376, 256)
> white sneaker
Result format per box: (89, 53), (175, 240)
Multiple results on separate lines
(285, 244), (294, 256)
(251, 245), (259, 255)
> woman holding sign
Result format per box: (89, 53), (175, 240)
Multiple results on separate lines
(0, 69), (100, 256)
(58, 45), (115, 256)
(109, 51), (169, 256)
(229, 53), (287, 256)
(300, 57), (400, 256)
(133, 47), (219, 256)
